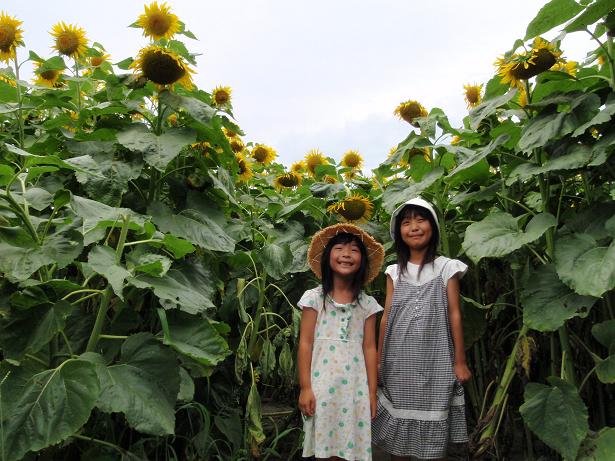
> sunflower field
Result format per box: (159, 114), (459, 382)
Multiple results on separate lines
(1, 0), (615, 460)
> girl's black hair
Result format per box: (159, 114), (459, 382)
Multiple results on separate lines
(320, 232), (369, 308)
(393, 204), (439, 277)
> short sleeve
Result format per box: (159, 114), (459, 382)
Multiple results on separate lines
(384, 264), (398, 281)
(297, 287), (324, 312)
(442, 258), (468, 281)
(361, 294), (384, 319)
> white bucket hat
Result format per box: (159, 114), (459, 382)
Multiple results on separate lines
(389, 196), (440, 240)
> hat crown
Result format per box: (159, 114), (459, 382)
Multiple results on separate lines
(389, 197), (439, 240)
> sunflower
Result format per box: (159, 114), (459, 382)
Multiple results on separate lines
(0, 12), (24, 62)
(341, 150), (363, 169)
(33, 62), (62, 87)
(137, 1), (180, 41)
(304, 148), (327, 176)
(323, 174), (338, 184)
(518, 86), (529, 107)
(290, 160), (305, 173)
(394, 100), (428, 126)
(90, 53), (110, 67)
(496, 38), (563, 88)
(450, 135), (461, 145)
(229, 137), (245, 153)
(130, 45), (194, 89)
(212, 85), (232, 108)
(409, 147), (431, 162)
(50, 22), (88, 59)
(273, 172), (302, 190)
(0, 73), (16, 87)
(223, 127), (238, 138)
(553, 60), (577, 76)
(167, 113), (178, 126)
(327, 194), (374, 223)
(251, 144), (276, 164)
(236, 152), (253, 182)
(463, 83), (482, 109)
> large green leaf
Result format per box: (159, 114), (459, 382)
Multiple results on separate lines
(0, 359), (100, 461)
(520, 377), (588, 461)
(162, 311), (230, 368)
(0, 220), (84, 281)
(525, 0), (584, 39)
(149, 201), (235, 252)
(83, 333), (180, 436)
(555, 233), (615, 297)
(592, 319), (615, 348)
(469, 90), (517, 130)
(462, 212), (557, 263)
(565, 0), (615, 32)
(596, 355), (615, 383)
(159, 90), (216, 125)
(128, 260), (215, 313)
(0, 300), (74, 362)
(521, 264), (596, 332)
(87, 245), (131, 299)
(447, 134), (508, 178)
(261, 243), (293, 279)
(116, 124), (196, 172)
(578, 427), (615, 461)
(382, 167), (444, 213)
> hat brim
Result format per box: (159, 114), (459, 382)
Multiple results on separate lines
(307, 223), (384, 284)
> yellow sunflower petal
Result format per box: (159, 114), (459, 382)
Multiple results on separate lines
(236, 152), (253, 182)
(50, 21), (88, 59)
(304, 148), (328, 176)
(394, 100), (428, 126)
(32, 61), (62, 88)
(137, 1), (180, 41)
(463, 83), (483, 109)
(0, 12), (24, 62)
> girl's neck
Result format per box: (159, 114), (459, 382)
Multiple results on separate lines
(409, 247), (427, 265)
(330, 275), (357, 304)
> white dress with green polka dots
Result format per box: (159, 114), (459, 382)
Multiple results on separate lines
(299, 286), (383, 461)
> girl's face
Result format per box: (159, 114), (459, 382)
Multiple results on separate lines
(400, 211), (433, 251)
(328, 241), (362, 278)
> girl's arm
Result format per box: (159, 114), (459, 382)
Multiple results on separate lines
(447, 274), (472, 383)
(297, 308), (318, 416)
(363, 314), (378, 419)
(377, 275), (394, 368)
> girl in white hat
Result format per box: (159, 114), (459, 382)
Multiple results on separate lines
(372, 197), (472, 460)
(298, 223), (385, 460)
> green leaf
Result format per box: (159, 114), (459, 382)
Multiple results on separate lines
(596, 355), (615, 383)
(578, 427), (615, 461)
(525, 0), (584, 39)
(149, 201), (235, 252)
(521, 264), (596, 332)
(469, 90), (517, 130)
(520, 377), (588, 461)
(159, 90), (216, 125)
(161, 234), (195, 259)
(462, 212), (557, 263)
(178, 367), (195, 402)
(128, 260), (216, 313)
(261, 243), (293, 279)
(0, 359), (100, 461)
(278, 341), (293, 383)
(565, 0), (615, 32)
(0, 220), (84, 281)
(83, 333), (180, 436)
(592, 319), (615, 348)
(235, 336), (248, 384)
(554, 233), (615, 297)
(162, 311), (230, 367)
(382, 167), (445, 213)
(87, 245), (130, 299)
(130, 253), (172, 277)
(246, 382), (266, 446)
(447, 134), (508, 177)
(0, 300), (74, 362)
(259, 339), (276, 380)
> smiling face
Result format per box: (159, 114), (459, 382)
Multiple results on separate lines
(329, 241), (362, 278)
(399, 210), (433, 252)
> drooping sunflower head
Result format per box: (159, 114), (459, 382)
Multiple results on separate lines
(229, 137), (245, 153)
(50, 22), (88, 59)
(394, 100), (428, 126)
(90, 53), (110, 67)
(212, 85), (232, 108)
(327, 194), (374, 223)
(190, 141), (212, 156)
(463, 83), (483, 109)
(251, 144), (277, 165)
(0, 11), (24, 62)
(137, 1), (180, 41)
(33, 61), (63, 88)
(290, 160), (305, 173)
(304, 148), (328, 176)
(341, 150), (363, 169)
(130, 45), (194, 89)
(273, 172), (302, 190)
(235, 152), (253, 182)
(495, 38), (563, 88)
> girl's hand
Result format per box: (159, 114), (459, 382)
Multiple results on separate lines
(370, 392), (377, 419)
(298, 387), (316, 417)
(454, 362), (472, 384)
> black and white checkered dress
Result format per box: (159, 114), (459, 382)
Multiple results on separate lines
(372, 256), (468, 459)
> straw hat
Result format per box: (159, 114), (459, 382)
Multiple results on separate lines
(307, 223), (385, 283)
(389, 196), (440, 240)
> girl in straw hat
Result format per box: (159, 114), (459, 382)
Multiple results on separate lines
(372, 197), (471, 460)
(297, 223), (385, 461)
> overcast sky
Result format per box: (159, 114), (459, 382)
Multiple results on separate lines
(4, 0), (595, 171)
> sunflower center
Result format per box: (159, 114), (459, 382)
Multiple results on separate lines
(252, 147), (268, 162)
(91, 56), (105, 67)
(465, 88), (480, 104)
(214, 91), (230, 105)
(344, 154), (361, 168)
(56, 31), (80, 56)
(0, 24), (17, 51)
(141, 49), (185, 85)
(147, 14), (173, 37)
(338, 200), (367, 221)
(40, 69), (58, 80)
(278, 174), (299, 187)
(238, 159), (247, 174)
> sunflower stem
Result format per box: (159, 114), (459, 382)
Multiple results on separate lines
(75, 59), (82, 111)
(607, 35), (615, 91)
(12, 54), (25, 149)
